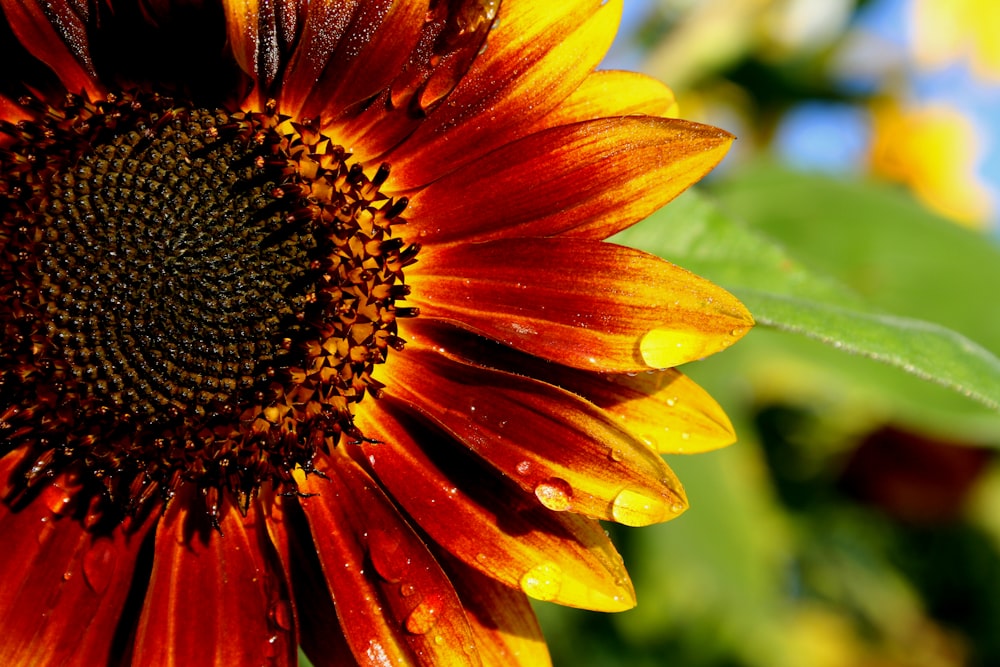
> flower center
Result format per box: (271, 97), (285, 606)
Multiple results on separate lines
(0, 92), (417, 522)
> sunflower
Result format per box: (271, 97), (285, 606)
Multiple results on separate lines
(0, 1), (752, 665)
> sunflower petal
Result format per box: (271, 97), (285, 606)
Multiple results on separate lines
(408, 237), (753, 372)
(383, 0), (621, 190)
(222, 0), (283, 108)
(442, 556), (553, 667)
(403, 318), (737, 454)
(132, 491), (297, 666)
(566, 369), (737, 454)
(0, 0), (99, 96)
(265, 498), (358, 667)
(528, 70), (680, 130)
(276, 0), (426, 122)
(328, 0), (497, 162)
(381, 345), (686, 526)
(406, 117), (732, 242)
(0, 453), (154, 666)
(297, 450), (480, 667)
(355, 400), (635, 611)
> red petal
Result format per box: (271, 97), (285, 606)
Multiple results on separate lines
(262, 496), (358, 667)
(0, 0), (100, 97)
(222, 0), (284, 109)
(405, 117), (732, 243)
(442, 557), (552, 667)
(381, 0), (620, 190)
(355, 400), (636, 611)
(402, 318), (737, 454)
(297, 450), (480, 667)
(277, 0), (426, 122)
(380, 345), (686, 526)
(328, 0), (496, 162)
(132, 489), (297, 666)
(407, 237), (753, 372)
(0, 452), (154, 666)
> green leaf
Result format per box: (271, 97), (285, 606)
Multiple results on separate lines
(613, 183), (1000, 436)
(741, 289), (1000, 411)
(709, 165), (1000, 359)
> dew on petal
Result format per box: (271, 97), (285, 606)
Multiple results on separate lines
(41, 483), (74, 516)
(405, 594), (444, 635)
(368, 527), (409, 583)
(533, 477), (573, 512)
(611, 487), (669, 526)
(519, 562), (563, 602)
(400, 582), (417, 597)
(82, 538), (116, 594)
(268, 599), (294, 632)
(37, 516), (56, 544)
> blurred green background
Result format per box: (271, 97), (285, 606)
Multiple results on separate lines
(537, 1), (1000, 665)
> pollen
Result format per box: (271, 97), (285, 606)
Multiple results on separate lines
(0, 92), (418, 524)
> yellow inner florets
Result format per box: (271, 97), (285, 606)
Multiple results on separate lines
(0, 92), (417, 523)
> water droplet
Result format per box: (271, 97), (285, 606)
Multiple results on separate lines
(519, 562), (563, 602)
(515, 460), (531, 476)
(83, 495), (103, 529)
(434, 634), (445, 646)
(82, 538), (116, 594)
(611, 487), (668, 526)
(368, 527), (409, 583)
(400, 582), (417, 597)
(41, 483), (74, 516)
(665, 397), (678, 407)
(475, 553), (488, 564)
(268, 599), (293, 631)
(670, 502), (686, 514)
(37, 516), (55, 544)
(608, 448), (624, 462)
(405, 594), (444, 634)
(264, 634), (280, 658)
(533, 477), (573, 512)
(731, 327), (745, 337)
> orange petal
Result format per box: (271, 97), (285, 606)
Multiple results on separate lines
(403, 318), (737, 454)
(442, 556), (552, 667)
(263, 497), (358, 667)
(0, 453), (155, 666)
(406, 117), (732, 243)
(132, 490), (297, 666)
(221, 0), (283, 109)
(381, 344), (686, 526)
(382, 0), (621, 190)
(408, 237), (753, 372)
(354, 399), (636, 611)
(297, 450), (479, 667)
(0, 0), (100, 97)
(327, 0), (497, 162)
(527, 69), (680, 131)
(569, 369), (737, 454)
(276, 0), (426, 122)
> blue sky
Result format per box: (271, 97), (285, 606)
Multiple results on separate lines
(606, 0), (1000, 226)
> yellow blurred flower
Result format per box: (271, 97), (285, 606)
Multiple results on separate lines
(911, 0), (1000, 82)
(868, 100), (995, 228)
